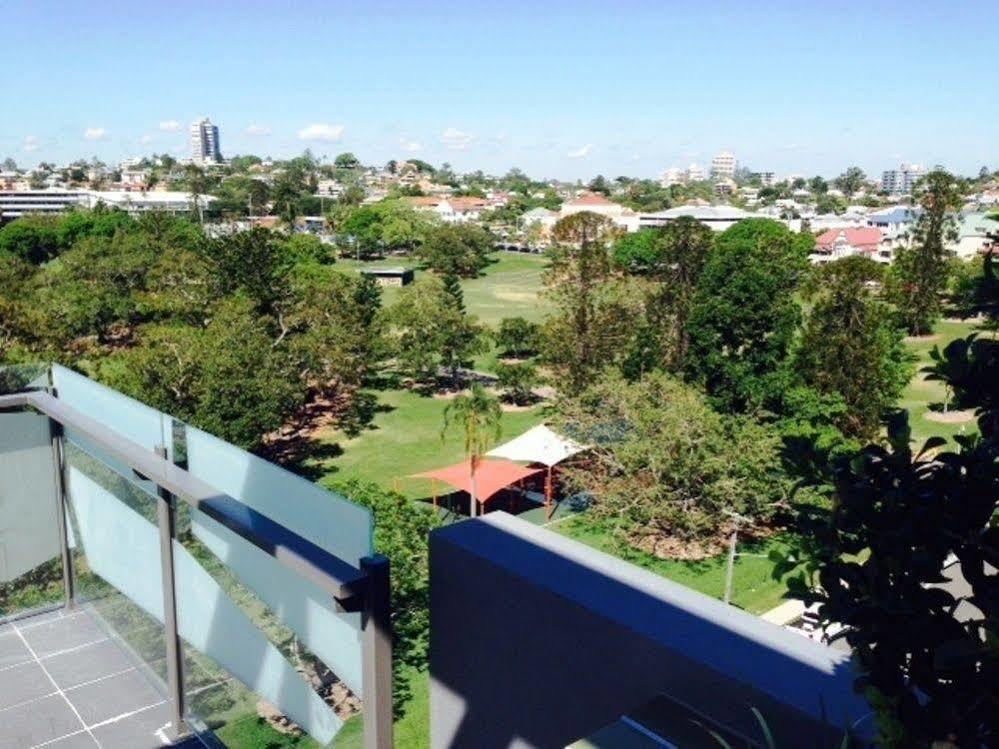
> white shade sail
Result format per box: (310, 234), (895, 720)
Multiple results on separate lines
(486, 424), (587, 467)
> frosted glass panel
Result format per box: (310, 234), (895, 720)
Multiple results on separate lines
(0, 412), (63, 617)
(185, 426), (373, 566)
(193, 510), (364, 695)
(65, 444), (341, 744)
(52, 364), (168, 453)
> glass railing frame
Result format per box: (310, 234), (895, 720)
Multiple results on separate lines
(0, 388), (394, 749)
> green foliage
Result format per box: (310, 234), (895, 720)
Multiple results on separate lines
(328, 479), (441, 717)
(0, 215), (61, 264)
(684, 219), (811, 412)
(337, 200), (431, 259)
(886, 170), (963, 335)
(203, 227), (294, 314)
(106, 296), (304, 449)
(494, 360), (539, 405)
(833, 166), (866, 197)
(415, 223), (493, 277)
(495, 316), (541, 358)
(794, 256), (913, 439)
(333, 152), (360, 170)
(386, 275), (488, 384)
(441, 382), (503, 468)
(558, 372), (796, 545)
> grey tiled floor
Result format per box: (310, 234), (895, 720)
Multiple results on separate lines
(0, 609), (202, 749)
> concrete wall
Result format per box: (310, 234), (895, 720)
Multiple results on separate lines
(430, 513), (872, 749)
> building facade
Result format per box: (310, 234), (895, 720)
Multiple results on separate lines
(710, 151), (737, 181)
(190, 117), (223, 164)
(881, 163), (925, 195)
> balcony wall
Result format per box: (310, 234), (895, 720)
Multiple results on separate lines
(430, 512), (872, 749)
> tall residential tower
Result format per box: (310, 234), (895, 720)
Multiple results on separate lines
(189, 117), (222, 164)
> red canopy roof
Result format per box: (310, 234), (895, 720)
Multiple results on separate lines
(411, 459), (543, 504)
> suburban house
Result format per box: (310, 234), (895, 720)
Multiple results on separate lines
(811, 226), (887, 263)
(952, 212), (999, 258)
(559, 191), (640, 231)
(408, 196), (489, 224)
(639, 204), (754, 232)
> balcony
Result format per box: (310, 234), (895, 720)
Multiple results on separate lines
(3, 365), (874, 748)
(0, 365), (392, 749)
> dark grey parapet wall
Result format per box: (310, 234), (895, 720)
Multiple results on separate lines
(429, 513), (872, 749)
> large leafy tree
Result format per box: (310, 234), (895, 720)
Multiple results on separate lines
(794, 256), (913, 440)
(887, 170), (963, 335)
(684, 219), (811, 412)
(779, 258), (999, 747)
(415, 223), (494, 277)
(542, 212), (631, 392)
(557, 371), (794, 549)
(834, 166), (867, 197)
(614, 217), (714, 368)
(386, 275), (487, 385)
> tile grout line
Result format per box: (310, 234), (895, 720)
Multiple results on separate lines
(12, 620), (104, 749)
(0, 636), (111, 675)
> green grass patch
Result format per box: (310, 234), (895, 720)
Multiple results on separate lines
(314, 387), (546, 499)
(899, 318), (983, 445)
(332, 667), (429, 749)
(552, 515), (793, 615)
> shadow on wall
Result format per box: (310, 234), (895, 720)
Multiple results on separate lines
(429, 513), (873, 749)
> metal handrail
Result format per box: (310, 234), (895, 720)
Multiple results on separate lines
(0, 389), (393, 749)
(0, 390), (367, 606)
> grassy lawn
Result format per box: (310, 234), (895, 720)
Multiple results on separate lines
(552, 515), (793, 615)
(336, 251), (549, 329)
(313, 387), (547, 499)
(899, 318), (982, 445)
(332, 667), (429, 749)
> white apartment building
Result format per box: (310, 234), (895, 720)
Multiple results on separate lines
(660, 167), (684, 187)
(753, 171), (777, 187)
(881, 163), (924, 195)
(190, 118), (223, 164)
(710, 151), (737, 181)
(685, 163), (705, 182)
(0, 189), (213, 224)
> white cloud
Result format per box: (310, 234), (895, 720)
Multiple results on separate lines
(159, 120), (181, 132)
(440, 127), (474, 150)
(22, 135), (39, 152)
(245, 123), (271, 136)
(298, 123), (345, 142)
(84, 127), (107, 141)
(567, 144), (593, 159)
(399, 138), (423, 154)
(140, 134), (154, 145)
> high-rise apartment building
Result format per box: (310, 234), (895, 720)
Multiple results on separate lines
(710, 150), (737, 181)
(881, 163), (924, 195)
(189, 117), (222, 164)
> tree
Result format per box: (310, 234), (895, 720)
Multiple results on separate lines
(415, 223), (494, 277)
(106, 296), (304, 449)
(495, 317), (541, 358)
(887, 170), (963, 335)
(684, 219), (811, 412)
(387, 275), (487, 385)
(542, 212), (625, 392)
(328, 479), (441, 716)
(0, 216), (60, 264)
(337, 200), (430, 258)
(441, 382), (502, 517)
(586, 175), (611, 195)
(333, 152), (360, 170)
(794, 256), (913, 439)
(613, 217), (713, 368)
(557, 372), (795, 549)
(834, 166), (866, 197)
(202, 228), (293, 315)
(495, 360), (539, 405)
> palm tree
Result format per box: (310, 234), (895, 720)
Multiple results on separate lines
(441, 383), (502, 517)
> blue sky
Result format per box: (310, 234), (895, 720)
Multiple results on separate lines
(2, 0), (997, 180)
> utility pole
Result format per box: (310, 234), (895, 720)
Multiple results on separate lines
(722, 510), (750, 605)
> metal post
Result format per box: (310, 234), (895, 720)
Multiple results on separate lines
(723, 524), (739, 605)
(155, 446), (186, 740)
(49, 422), (74, 610)
(360, 554), (393, 749)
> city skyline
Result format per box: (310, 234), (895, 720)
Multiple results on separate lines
(3, 0), (997, 180)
